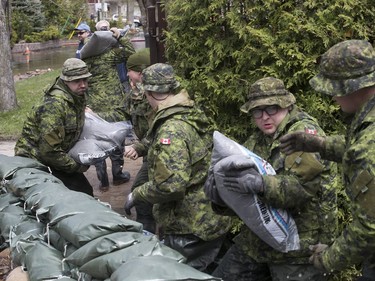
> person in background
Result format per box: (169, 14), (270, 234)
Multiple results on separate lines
(280, 39), (375, 280)
(15, 58), (93, 196)
(124, 63), (232, 272)
(206, 77), (339, 281)
(74, 22), (91, 59)
(83, 23), (135, 191)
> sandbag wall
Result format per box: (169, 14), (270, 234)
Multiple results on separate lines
(0, 154), (221, 281)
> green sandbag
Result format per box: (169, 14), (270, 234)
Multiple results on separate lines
(6, 167), (63, 197)
(0, 193), (21, 211)
(25, 241), (71, 281)
(109, 255), (221, 281)
(65, 231), (155, 267)
(47, 229), (77, 258)
(0, 155), (48, 180)
(80, 239), (186, 279)
(53, 212), (143, 248)
(0, 205), (30, 240)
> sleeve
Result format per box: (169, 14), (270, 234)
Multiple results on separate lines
(133, 121), (192, 204)
(36, 98), (83, 173)
(322, 123), (375, 272)
(322, 135), (346, 163)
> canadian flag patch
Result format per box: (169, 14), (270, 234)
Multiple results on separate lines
(160, 138), (171, 145)
(305, 128), (317, 135)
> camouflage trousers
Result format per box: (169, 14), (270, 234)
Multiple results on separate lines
(212, 244), (329, 281)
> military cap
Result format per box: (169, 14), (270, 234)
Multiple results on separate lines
(60, 58), (92, 82)
(74, 22), (91, 32)
(310, 40), (375, 97)
(240, 77), (296, 113)
(142, 63), (180, 93)
(127, 48), (151, 72)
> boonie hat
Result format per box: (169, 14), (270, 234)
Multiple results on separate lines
(60, 58), (92, 82)
(142, 63), (180, 93)
(310, 40), (375, 97)
(127, 48), (151, 72)
(74, 22), (91, 32)
(240, 77), (296, 113)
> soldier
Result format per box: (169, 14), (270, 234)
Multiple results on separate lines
(84, 25), (135, 191)
(124, 63), (232, 272)
(206, 77), (339, 280)
(279, 40), (375, 279)
(15, 58), (93, 196)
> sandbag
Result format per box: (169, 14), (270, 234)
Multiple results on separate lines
(80, 31), (118, 60)
(65, 232), (155, 267)
(210, 131), (300, 253)
(110, 256), (221, 281)
(68, 112), (132, 165)
(47, 229), (77, 258)
(0, 193), (21, 211)
(52, 212), (143, 248)
(80, 239), (186, 279)
(0, 155), (47, 180)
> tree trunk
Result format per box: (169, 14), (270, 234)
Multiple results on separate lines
(0, 0), (17, 112)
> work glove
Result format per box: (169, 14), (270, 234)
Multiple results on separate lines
(204, 168), (226, 207)
(223, 168), (264, 194)
(110, 27), (121, 39)
(124, 192), (135, 215)
(309, 243), (328, 271)
(279, 131), (325, 155)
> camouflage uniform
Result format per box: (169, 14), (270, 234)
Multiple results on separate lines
(15, 58), (93, 196)
(132, 63), (232, 271)
(308, 40), (375, 277)
(83, 31), (135, 188)
(213, 78), (339, 281)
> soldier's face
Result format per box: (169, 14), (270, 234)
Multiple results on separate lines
(65, 78), (89, 96)
(333, 87), (375, 114)
(128, 69), (142, 86)
(253, 106), (289, 135)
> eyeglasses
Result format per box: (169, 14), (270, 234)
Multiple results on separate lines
(100, 26), (109, 31)
(251, 105), (280, 119)
(77, 31), (86, 35)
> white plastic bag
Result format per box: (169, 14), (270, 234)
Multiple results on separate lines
(211, 131), (300, 253)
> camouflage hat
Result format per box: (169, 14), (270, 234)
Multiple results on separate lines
(142, 63), (180, 93)
(310, 40), (375, 97)
(127, 48), (151, 72)
(60, 58), (92, 82)
(240, 77), (296, 113)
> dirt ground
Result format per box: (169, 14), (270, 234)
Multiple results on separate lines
(0, 140), (142, 220)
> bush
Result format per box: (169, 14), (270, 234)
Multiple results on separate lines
(24, 25), (61, 43)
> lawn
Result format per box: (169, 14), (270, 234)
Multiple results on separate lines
(0, 69), (60, 140)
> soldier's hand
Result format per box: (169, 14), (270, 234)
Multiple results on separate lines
(279, 131), (325, 155)
(110, 27), (120, 39)
(77, 164), (90, 173)
(223, 168), (264, 194)
(124, 145), (138, 160)
(309, 243), (328, 271)
(124, 192), (135, 215)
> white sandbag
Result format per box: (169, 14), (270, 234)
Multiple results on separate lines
(211, 131), (300, 253)
(68, 112), (132, 165)
(80, 31), (118, 60)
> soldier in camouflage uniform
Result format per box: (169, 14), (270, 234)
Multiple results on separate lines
(280, 40), (375, 279)
(124, 63), (232, 272)
(83, 27), (135, 190)
(206, 77), (339, 280)
(121, 48), (156, 233)
(15, 58), (94, 196)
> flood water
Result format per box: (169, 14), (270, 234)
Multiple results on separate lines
(11, 37), (146, 76)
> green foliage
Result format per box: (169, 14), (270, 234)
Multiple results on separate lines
(164, 0), (374, 141)
(24, 25), (61, 43)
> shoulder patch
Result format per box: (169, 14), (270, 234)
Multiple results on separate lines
(305, 127), (317, 135)
(160, 138), (171, 145)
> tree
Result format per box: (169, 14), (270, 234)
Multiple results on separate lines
(0, 0), (17, 112)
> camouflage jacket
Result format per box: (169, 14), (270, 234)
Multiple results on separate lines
(15, 78), (86, 173)
(321, 94), (375, 271)
(234, 106), (339, 264)
(84, 35), (135, 122)
(133, 90), (232, 240)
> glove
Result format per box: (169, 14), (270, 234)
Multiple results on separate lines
(124, 192), (135, 215)
(309, 243), (328, 271)
(110, 27), (121, 39)
(204, 169), (226, 207)
(77, 164), (90, 173)
(279, 131), (325, 155)
(223, 168), (264, 194)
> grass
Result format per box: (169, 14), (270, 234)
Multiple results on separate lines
(0, 69), (60, 140)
